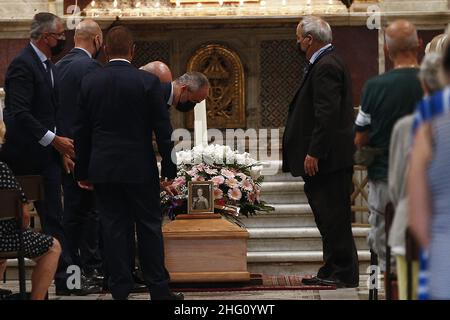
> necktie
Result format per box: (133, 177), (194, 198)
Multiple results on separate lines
(44, 59), (53, 87)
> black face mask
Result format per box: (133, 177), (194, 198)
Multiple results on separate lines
(176, 100), (197, 112)
(93, 39), (102, 60)
(51, 39), (66, 56)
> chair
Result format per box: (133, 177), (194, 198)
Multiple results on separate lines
(15, 176), (45, 201)
(0, 189), (27, 300)
(1, 176), (45, 299)
(368, 249), (378, 300)
(15, 176), (44, 229)
(405, 229), (419, 300)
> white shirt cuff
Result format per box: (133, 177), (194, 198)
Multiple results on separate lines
(39, 130), (55, 146)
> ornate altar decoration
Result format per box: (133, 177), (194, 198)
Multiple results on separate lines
(186, 44), (245, 129)
(80, 0), (363, 18)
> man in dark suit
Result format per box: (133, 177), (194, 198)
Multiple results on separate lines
(55, 19), (104, 294)
(282, 16), (359, 288)
(75, 26), (183, 300)
(0, 12), (74, 289)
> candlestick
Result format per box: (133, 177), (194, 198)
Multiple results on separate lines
(194, 100), (208, 147)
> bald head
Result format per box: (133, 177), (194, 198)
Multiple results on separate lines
(75, 19), (102, 42)
(385, 20), (419, 56)
(140, 61), (172, 83)
(74, 19), (103, 58)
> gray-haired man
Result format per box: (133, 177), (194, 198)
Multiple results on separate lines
(140, 65), (209, 112)
(0, 12), (74, 292)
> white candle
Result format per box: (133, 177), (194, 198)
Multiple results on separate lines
(194, 100), (208, 147)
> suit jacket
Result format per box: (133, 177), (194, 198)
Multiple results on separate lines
(55, 48), (101, 139)
(0, 43), (60, 174)
(74, 60), (176, 184)
(282, 49), (355, 177)
(161, 82), (172, 107)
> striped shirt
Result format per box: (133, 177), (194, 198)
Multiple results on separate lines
(412, 86), (450, 134)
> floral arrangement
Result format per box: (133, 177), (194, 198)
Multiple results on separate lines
(161, 144), (274, 220)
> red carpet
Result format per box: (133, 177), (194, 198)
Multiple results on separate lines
(171, 274), (336, 292)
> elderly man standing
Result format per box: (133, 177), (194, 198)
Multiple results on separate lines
(55, 19), (105, 295)
(354, 20), (423, 272)
(283, 16), (359, 288)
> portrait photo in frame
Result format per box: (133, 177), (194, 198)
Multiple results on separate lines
(188, 181), (214, 214)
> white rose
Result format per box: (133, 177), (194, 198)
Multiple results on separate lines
(250, 165), (263, 180)
(235, 153), (246, 165)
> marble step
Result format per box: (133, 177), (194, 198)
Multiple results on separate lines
(260, 181), (308, 204)
(246, 227), (370, 252)
(240, 204), (315, 228)
(262, 171), (301, 182)
(247, 250), (371, 276)
(248, 250), (370, 263)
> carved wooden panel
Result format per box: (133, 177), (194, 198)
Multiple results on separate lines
(186, 44), (245, 129)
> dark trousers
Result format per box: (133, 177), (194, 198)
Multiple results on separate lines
(302, 167), (359, 284)
(62, 173), (102, 274)
(94, 182), (170, 300)
(32, 154), (72, 287)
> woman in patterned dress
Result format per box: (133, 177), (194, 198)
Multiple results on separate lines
(0, 120), (61, 300)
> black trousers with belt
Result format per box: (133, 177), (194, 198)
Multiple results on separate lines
(94, 182), (170, 300)
(302, 167), (359, 285)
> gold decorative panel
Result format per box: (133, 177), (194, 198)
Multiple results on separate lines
(186, 44), (245, 129)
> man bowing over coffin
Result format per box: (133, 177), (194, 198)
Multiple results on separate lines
(74, 26), (183, 300)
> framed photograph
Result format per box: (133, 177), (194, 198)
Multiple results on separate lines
(188, 181), (214, 214)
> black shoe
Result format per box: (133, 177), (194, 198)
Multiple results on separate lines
(301, 276), (325, 286)
(318, 278), (358, 288)
(2, 292), (30, 300)
(55, 279), (103, 296)
(84, 269), (105, 286)
(0, 288), (12, 299)
(130, 282), (148, 294)
(152, 291), (184, 300)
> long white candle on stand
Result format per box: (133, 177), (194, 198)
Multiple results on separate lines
(194, 100), (208, 147)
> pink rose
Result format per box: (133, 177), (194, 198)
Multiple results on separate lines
(187, 168), (198, 176)
(192, 175), (205, 182)
(256, 189), (261, 201)
(241, 179), (253, 192)
(225, 178), (239, 188)
(211, 175), (225, 186)
(205, 167), (218, 175)
(228, 188), (242, 201)
(172, 177), (186, 188)
(214, 188), (224, 199)
(247, 192), (256, 203)
(221, 168), (235, 179)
